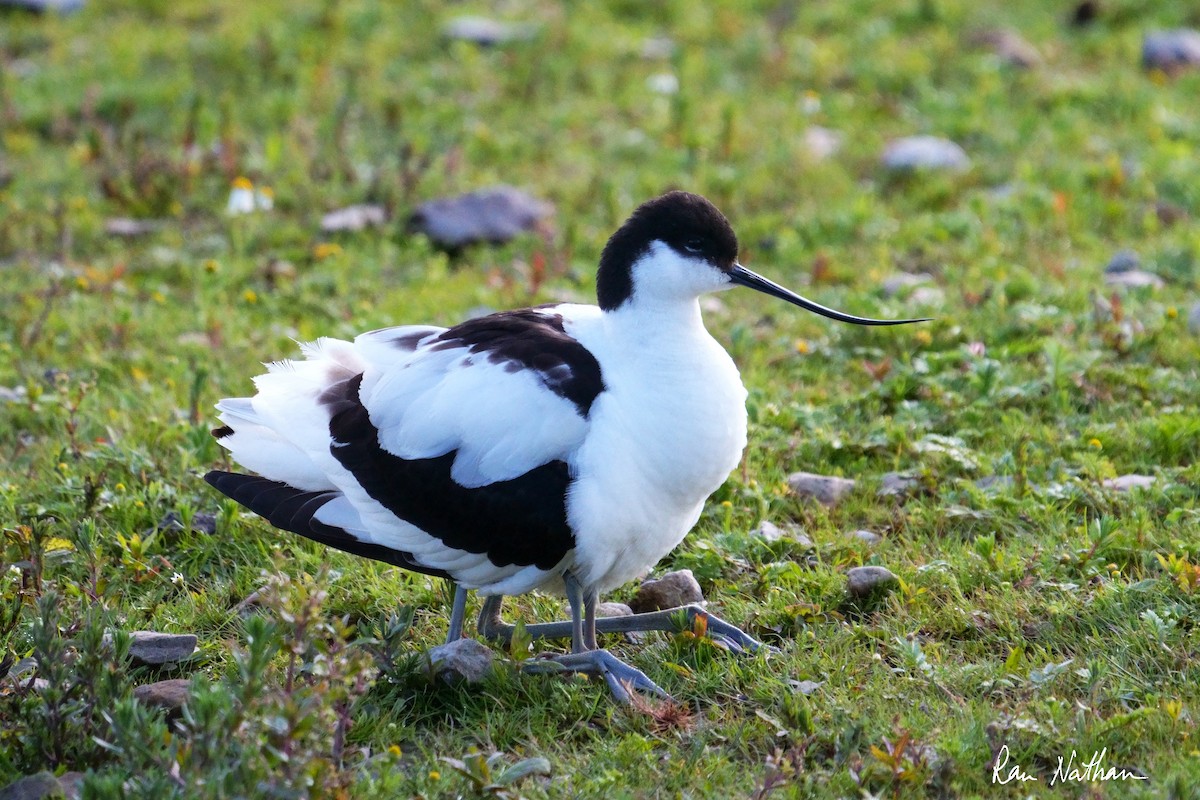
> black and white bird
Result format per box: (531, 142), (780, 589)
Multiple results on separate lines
(205, 191), (923, 702)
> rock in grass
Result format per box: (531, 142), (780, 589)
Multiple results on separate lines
(881, 136), (970, 172)
(1102, 474), (1159, 492)
(1142, 30), (1200, 73)
(878, 472), (920, 498)
(127, 631), (197, 666)
(852, 530), (882, 547)
(133, 678), (191, 719)
(786, 472), (856, 507)
(753, 520), (814, 547)
(1104, 249), (1140, 274)
(104, 218), (166, 238)
(1188, 302), (1200, 334)
(881, 272), (933, 298)
(0, 772), (62, 800)
(596, 602), (633, 618)
(801, 126), (843, 160)
(443, 17), (534, 47)
(846, 566), (899, 599)
(408, 186), (551, 252)
(629, 569), (703, 613)
(970, 28), (1041, 68)
(320, 204), (387, 233)
(154, 511), (217, 536)
(54, 774), (82, 800)
(1104, 270), (1163, 289)
(424, 637), (494, 685)
(0, 0), (83, 13)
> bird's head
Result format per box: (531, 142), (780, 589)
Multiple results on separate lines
(597, 191), (928, 326)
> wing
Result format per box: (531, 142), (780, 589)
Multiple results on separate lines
(208, 307), (606, 594)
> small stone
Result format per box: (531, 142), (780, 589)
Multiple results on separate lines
(753, 520), (814, 548)
(408, 186), (552, 252)
(154, 511), (217, 536)
(104, 218), (165, 238)
(596, 602), (633, 618)
(1142, 30), (1200, 73)
(909, 286), (945, 308)
(1102, 474), (1159, 492)
(786, 472), (856, 506)
(54, 774), (82, 800)
(1104, 249), (1140, 274)
(846, 566), (899, 599)
(320, 204), (387, 233)
(646, 73), (679, 94)
(1104, 270), (1163, 289)
(970, 28), (1041, 68)
(1188, 302), (1200, 334)
(133, 678), (190, 719)
(802, 126), (843, 160)
(792, 679), (823, 695)
(424, 637), (494, 685)
(881, 136), (970, 172)
(126, 631), (197, 666)
(852, 530), (882, 546)
(881, 272), (933, 297)
(0, 385), (28, 403)
(640, 36), (676, 60)
(629, 569), (703, 613)
(878, 472), (920, 498)
(0, 772), (62, 800)
(443, 16), (534, 46)
(0, 0), (83, 13)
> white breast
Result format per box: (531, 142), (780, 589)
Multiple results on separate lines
(561, 303), (748, 592)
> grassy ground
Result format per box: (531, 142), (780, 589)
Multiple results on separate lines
(2, 0), (1199, 796)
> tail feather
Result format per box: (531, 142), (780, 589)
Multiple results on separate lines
(204, 470), (449, 579)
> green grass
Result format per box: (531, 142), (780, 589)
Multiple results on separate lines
(2, 0), (1200, 797)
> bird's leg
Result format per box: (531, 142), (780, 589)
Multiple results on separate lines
(444, 581), (469, 645)
(592, 605), (767, 654)
(479, 594), (765, 654)
(520, 570), (670, 704)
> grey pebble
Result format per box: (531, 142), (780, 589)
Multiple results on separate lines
(0, 772), (62, 800)
(409, 186), (552, 251)
(127, 631), (198, 666)
(882, 136), (970, 172)
(320, 204), (387, 233)
(1104, 270), (1163, 289)
(443, 17), (534, 46)
(846, 566), (899, 598)
(852, 530), (882, 546)
(596, 602), (633, 618)
(1102, 474), (1159, 492)
(878, 472), (920, 498)
(133, 678), (191, 719)
(786, 472), (856, 506)
(1143, 29), (1200, 72)
(752, 520), (814, 547)
(629, 569), (703, 613)
(1103, 249), (1140, 274)
(424, 637), (494, 685)
(881, 272), (934, 298)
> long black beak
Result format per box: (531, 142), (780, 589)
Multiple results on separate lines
(729, 263), (930, 326)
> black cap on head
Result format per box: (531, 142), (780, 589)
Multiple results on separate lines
(597, 191), (739, 311)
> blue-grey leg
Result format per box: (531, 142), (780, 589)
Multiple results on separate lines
(519, 570), (670, 704)
(479, 595), (765, 654)
(444, 581), (469, 645)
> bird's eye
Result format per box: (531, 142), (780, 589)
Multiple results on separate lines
(683, 239), (704, 254)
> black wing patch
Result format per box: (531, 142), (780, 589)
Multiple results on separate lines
(322, 374), (576, 571)
(204, 470), (450, 578)
(428, 308), (604, 417)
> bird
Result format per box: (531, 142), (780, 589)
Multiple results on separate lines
(204, 191), (925, 702)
